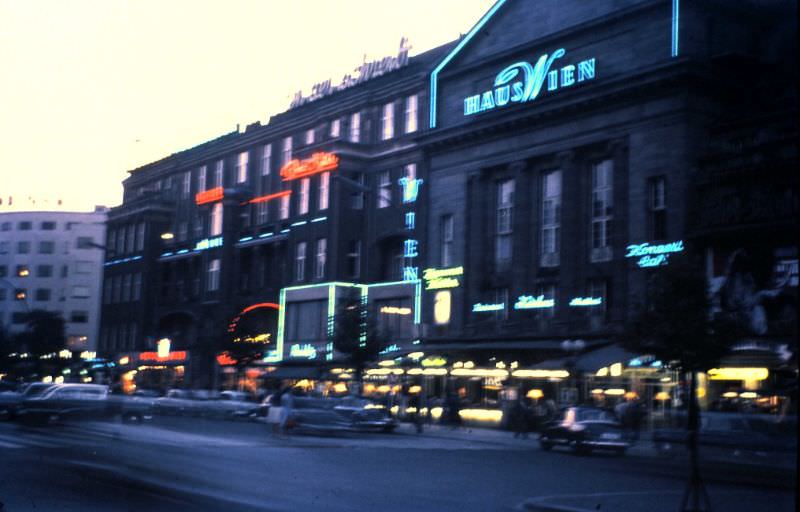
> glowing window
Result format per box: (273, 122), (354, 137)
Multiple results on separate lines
(282, 136), (293, 165)
(590, 160), (613, 260)
(295, 242), (307, 281)
(214, 160), (224, 188)
(495, 179), (514, 269)
(378, 171), (392, 208)
(197, 165), (207, 193)
(405, 94), (418, 134)
(318, 172), (329, 211)
(349, 112), (361, 142)
(299, 178), (310, 215)
(236, 151), (249, 183)
(315, 238), (327, 279)
(210, 203), (223, 237)
(541, 170), (561, 266)
(434, 290), (452, 325)
(261, 144), (272, 176)
(381, 102), (394, 140)
(330, 118), (341, 138)
(207, 259), (220, 292)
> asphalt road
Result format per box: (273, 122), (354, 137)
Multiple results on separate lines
(0, 417), (795, 512)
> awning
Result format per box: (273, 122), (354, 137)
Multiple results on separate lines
(533, 343), (641, 372)
(419, 339), (607, 352)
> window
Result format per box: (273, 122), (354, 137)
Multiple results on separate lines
(590, 160), (613, 261)
(295, 242), (307, 281)
(318, 172), (330, 211)
(298, 178), (310, 215)
(378, 171), (392, 208)
(197, 165), (207, 193)
(178, 221), (188, 242)
(330, 119), (341, 138)
(441, 214), (454, 267)
(541, 170), (562, 267)
(61, 265), (68, 278)
(1, 222), (10, 231)
(72, 286), (90, 298)
(279, 194), (290, 220)
(351, 173), (365, 209)
(260, 144), (272, 176)
(207, 259), (221, 292)
(0, 288), (6, 301)
(305, 128), (314, 145)
(495, 179), (514, 268)
(182, 172), (191, 198)
(18, 221), (32, 230)
(129, 322), (138, 350)
(347, 240), (361, 278)
(107, 229), (116, 254)
(122, 274), (132, 302)
(38, 240), (54, 254)
(315, 238), (327, 279)
(116, 229), (125, 254)
(282, 136), (293, 166)
(210, 203), (223, 236)
(163, 176), (173, 190)
(70, 311), (89, 323)
(0, 241), (8, 254)
(236, 151), (249, 183)
(0, 265), (6, 277)
(256, 201), (269, 224)
(17, 241), (30, 254)
(537, 283), (557, 318)
(285, 300), (327, 343)
(125, 225), (135, 253)
(349, 112), (360, 142)
(136, 223), (145, 251)
(14, 289), (26, 301)
(588, 279), (608, 317)
(194, 214), (204, 239)
(41, 221), (56, 230)
(405, 94), (418, 133)
(648, 176), (667, 241)
(16, 265), (30, 277)
(214, 160), (224, 188)
(132, 273), (142, 301)
(381, 102), (394, 140)
(495, 288), (509, 321)
(76, 261), (92, 274)
(35, 288), (51, 302)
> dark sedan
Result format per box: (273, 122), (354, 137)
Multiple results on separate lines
(539, 406), (629, 455)
(17, 384), (153, 424)
(0, 383), (55, 421)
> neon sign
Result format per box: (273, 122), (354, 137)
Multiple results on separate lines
(380, 306), (412, 315)
(398, 177), (424, 203)
(289, 344), (317, 360)
(290, 38), (410, 109)
(280, 152), (339, 181)
(423, 266), (463, 290)
(194, 236), (223, 251)
(463, 49), (595, 117)
(514, 295), (554, 310)
(402, 176), (422, 284)
(626, 240), (684, 267)
(472, 302), (505, 312)
(195, 187), (224, 205)
(569, 297), (602, 307)
(139, 351), (187, 362)
(249, 190), (291, 204)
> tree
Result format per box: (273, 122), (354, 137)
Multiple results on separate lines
(621, 259), (741, 512)
(222, 311), (276, 391)
(12, 310), (67, 380)
(332, 300), (391, 391)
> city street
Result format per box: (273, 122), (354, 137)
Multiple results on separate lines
(0, 418), (795, 512)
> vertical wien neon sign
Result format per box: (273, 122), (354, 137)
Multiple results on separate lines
(400, 175), (423, 283)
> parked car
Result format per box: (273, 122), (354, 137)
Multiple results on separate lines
(0, 383), (55, 421)
(285, 397), (353, 434)
(333, 397), (397, 432)
(216, 390), (257, 419)
(17, 383), (153, 424)
(539, 406), (629, 455)
(153, 389), (194, 415)
(653, 412), (797, 465)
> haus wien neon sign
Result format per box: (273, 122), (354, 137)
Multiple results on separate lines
(463, 49), (595, 117)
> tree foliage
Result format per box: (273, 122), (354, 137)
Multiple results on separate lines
(15, 310), (66, 358)
(332, 300), (390, 381)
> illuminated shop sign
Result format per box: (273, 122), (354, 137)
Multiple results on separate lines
(423, 266), (463, 290)
(289, 344), (317, 360)
(280, 152), (339, 181)
(380, 306), (412, 315)
(398, 177), (424, 203)
(379, 344), (402, 355)
(626, 240), (685, 267)
(569, 297), (603, 307)
(707, 367), (768, 381)
(514, 295), (554, 310)
(402, 173), (422, 286)
(194, 236), (223, 251)
(139, 351), (187, 362)
(290, 38), (411, 109)
(463, 49), (595, 117)
(472, 302), (505, 313)
(195, 187), (224, 205)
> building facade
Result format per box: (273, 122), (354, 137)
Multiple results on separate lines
(99, 0), (796, 403)
(0, 208), (107, 351)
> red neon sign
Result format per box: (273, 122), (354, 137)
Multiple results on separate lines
(227, 302), (281, 333)
(195, 187), (224, 205)
(216, 353), (237, 366)
(139, 351), (187, 362)
(280, 152), (339, 181)
(248, 190), (291, 204)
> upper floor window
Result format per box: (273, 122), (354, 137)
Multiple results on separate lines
(347, 240), (361, 278)
(197, 165), (207, 193)
(1, 222), (10, 231)
(351, 173), (365, 210)
(648, 176), (667, 241)
(282, 136), (293, 166)
(182, 172), (191, 199)
(495, 179), (514, 268)
(315, 238), (327, 279)
(136, 222), (145, 251)
(210, 203), (223, 236)
(18, 221), (32, 231)
(214, 160), (224, 188)
(318, 172), (330, 211)
(236, 151), (249, 183)
(590, 159), (613, 261)
(378, 171), (392, 208)
(587, 279), (608, 318)
(541, 170), (562, 267)
(537, 283), (557, 318)
(350, 112), (361, 143)
(441, 214), (454, 267)
(404, 94), (418, 134)
(381, 102), (394, 140)
(207, 259), (221, 292)
(37, 264), (53, 277)
(298, 178), (310, 215)
(116, 229), (125, 254)
(330, 119), (341, 138)
(256, 201), (269, 225)
(38, 240), (55, 254)
(178, 221), (188, 242)
(194, 214), (204, 239)
(295, 242), (307, 281)
(261, 144), (272, 176)
(72, 286), (90, 298)
(132, 273), (142, 301)
(279, 194), (290, 220)
(76, 261), (93, 274)
(17, 241), (30, 254)
(305, 128), (315, 145)
(41, 221), (56, 230)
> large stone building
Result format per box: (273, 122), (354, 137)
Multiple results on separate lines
(0, 208), (108, 352)
(99, 0), (796, 402)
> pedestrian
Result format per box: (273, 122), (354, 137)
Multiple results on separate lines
(444, 392), (462, 430)
(510, 398), (527, 439)
(279, 386), (295, 437)
(266, 387), (285, 436)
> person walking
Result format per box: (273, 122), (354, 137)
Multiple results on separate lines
(279, 386), (295, 437)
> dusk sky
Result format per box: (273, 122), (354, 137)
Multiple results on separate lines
(0, 0), (495, 212)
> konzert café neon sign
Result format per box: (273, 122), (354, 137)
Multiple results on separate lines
(626, 240), (685, 268)
(464, 48), (595, 117)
